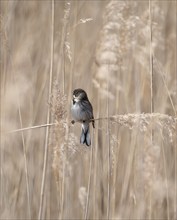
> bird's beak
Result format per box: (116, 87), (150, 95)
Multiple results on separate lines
(73, 95), (80, 102)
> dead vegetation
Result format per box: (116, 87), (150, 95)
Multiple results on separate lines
(1, 1), (177, 219)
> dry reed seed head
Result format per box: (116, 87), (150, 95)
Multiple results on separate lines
(78, 18), (93, 24)
(50, 81), (67, 122)
(94, 0), (140, 96)
(73, 17), (93, 29)
(110, 114), (149, 131)
(157, 115), (176, 143)
(109, 113), (176, 141)
(65, 38), (72, 62)
(52, 145), (62, 186)
(67, 132), (80, 155)
(50, 82), (68, 185)
(110, 134), (120, 176)
(134, 2), (166, 71)
(63, 2), (71, 21)
(1, 15), (9, 50)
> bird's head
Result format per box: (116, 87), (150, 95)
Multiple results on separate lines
(72, 89), (88, 103)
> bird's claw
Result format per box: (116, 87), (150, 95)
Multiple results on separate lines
(71, 120), (75, 124)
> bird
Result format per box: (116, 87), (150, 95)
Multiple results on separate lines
(71, 89), (94, 146)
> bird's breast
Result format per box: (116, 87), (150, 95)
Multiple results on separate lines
(71, 102), (90, 122)
(71, 102), (82, 122)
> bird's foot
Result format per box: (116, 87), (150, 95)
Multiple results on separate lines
(71, 120), (75, 124)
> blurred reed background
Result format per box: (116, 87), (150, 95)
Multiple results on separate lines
(0, 0), (177, 219)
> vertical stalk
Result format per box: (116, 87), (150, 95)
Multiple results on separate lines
(38, 1), (54, 219)
(112, 65), (121, 217)
(175, 1), (177, 218)
(0, 16), (6, 213)
(161, 140), (170, 220)
(84, 130), (94, 220)
(11, 32), (31, 220)
(56, 2), (71, 93)
(58, 2), (71, 219)
(107, 66), (110, 220)
(149, 2), (153, 217)
(60, 1), (77, 218)
(17, 107), (31, 219)
(149, 0), (154, 116)
(93, 91), (99, 219)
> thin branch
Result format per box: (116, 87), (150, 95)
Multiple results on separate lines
(6, 113), (177, 135)
(6, 123), (57, 134)
(38, 1), (54, 219)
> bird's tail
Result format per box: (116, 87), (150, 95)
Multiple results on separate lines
(80, 123), (91, 146)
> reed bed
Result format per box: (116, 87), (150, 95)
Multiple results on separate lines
(1, 1), (177, 219)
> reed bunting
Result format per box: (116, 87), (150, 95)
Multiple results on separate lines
(71, 89), (94, 146)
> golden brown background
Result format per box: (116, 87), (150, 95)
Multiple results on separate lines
(1, 0), (177, 219)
